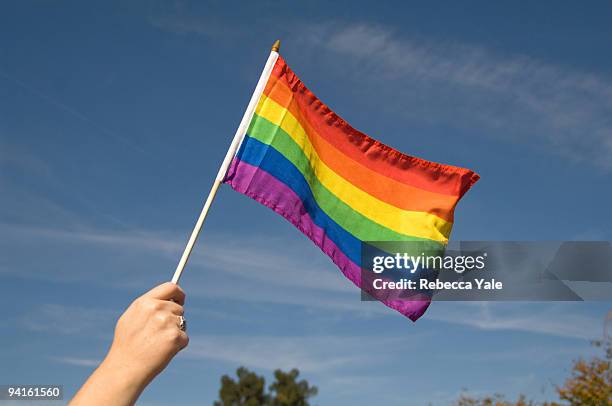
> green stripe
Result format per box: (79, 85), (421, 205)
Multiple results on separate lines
(247, 113), (442, 249)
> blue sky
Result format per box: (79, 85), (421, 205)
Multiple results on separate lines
(1, 1), (612, 405)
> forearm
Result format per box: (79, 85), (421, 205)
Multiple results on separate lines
(69, 283), (188, 406)
(69, 354), (150, 406)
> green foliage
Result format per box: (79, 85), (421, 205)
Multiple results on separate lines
(268, 369), (318, 406)
(213, 367), (269, 406)
(214, 367), (317, 406)
(555, 339), (611, 405)
(455, 393), (544, 406)
(456, 339), (611, 406)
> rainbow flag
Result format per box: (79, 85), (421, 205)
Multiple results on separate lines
(224, 55), (479, 321)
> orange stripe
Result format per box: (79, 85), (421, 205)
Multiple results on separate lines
(263, 74), (460, 222)
(267, 56), (480, 198)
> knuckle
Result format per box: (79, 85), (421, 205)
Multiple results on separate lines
(167, 329), (182, 344)
(155, 312), (170, 325)
(138, 298), (155, 311)
(148, 300), (162, 312)
(177, 333), (189, 348)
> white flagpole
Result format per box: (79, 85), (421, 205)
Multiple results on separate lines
(171, 40), (281, 284)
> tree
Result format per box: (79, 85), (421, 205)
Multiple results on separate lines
(214, 367), (317, 406)
(454, 339), (611, 406)
(268, 369), (318, 406)
(455, 393), (536, 406)
(555, 339), (611, 405)
(214, 367), (269, 406)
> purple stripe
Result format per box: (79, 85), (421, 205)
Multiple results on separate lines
(225, 157), (431, 321)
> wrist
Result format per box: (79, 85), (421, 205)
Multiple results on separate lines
(98, 350), (151, 395)
(70, 351), (151, 406)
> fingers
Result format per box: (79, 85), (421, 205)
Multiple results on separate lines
(143, 282), (185, 305)
(166, 328), (189, 352)
(149, 309), (189, 351)
(176, 330), (189, 350)
(140, 283), (188, 351)
(160, 300), (184, 315)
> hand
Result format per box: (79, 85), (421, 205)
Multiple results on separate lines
(70, 282), (189, 406)
(106, 282), (189, 383)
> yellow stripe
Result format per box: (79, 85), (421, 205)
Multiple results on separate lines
(255, 94), (452, 243)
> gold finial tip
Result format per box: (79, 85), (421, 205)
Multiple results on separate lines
(271, 39), (281, 52)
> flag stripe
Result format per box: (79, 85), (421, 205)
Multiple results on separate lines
(257, 91), (460, 222)
(224, 156), (431, 322)
(248, 113), (452, 242)
(265, 66), (480, 197)
(235, 134), (445, 250)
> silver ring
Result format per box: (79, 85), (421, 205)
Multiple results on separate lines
(178, 315), (187, 332)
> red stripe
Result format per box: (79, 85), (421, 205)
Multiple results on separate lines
(268, 56), (480, 197)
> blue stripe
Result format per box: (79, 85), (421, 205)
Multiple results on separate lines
(236, 134), (363, 264)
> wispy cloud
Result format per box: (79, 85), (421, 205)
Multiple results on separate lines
(5, 224), (181, 254)
(146, 2), (240, 40)
(184, 334), (411, 373)
(51, 356), (101, 367)
(190, 238), (354, 293)
(21, 303), (116, 336)
(3, 222), (387, 317)
(0, 143), (52, 177)
(0, 147), (132, 229)
(2, 223), (355, 294)
(294, 23), (612, 169)
(426, 302), (604, 340)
